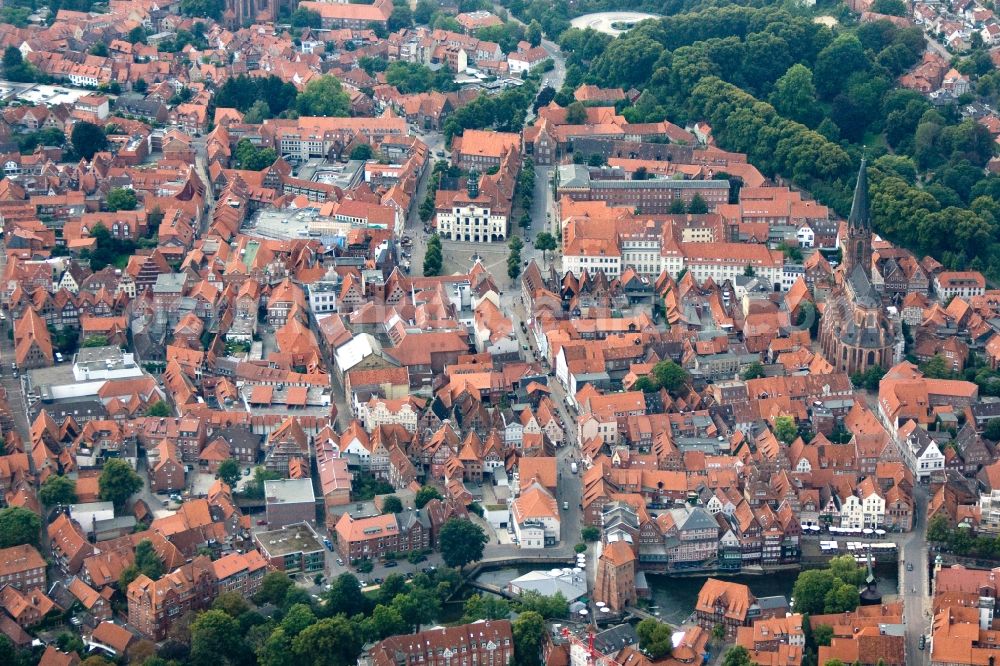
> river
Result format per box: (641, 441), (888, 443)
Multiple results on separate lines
(471, 563), (899, 627)
(646, 564), (898, 626)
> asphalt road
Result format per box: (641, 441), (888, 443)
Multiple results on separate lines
(0, 242), (32, 444)
(900, 483), (931, 664)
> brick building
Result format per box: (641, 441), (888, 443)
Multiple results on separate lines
(264, 478), (316, 527)
(334, 510), (429, 562)
(211, 551), (268, 598)
(255, 523), (325, 573)
(450, 130), (520, 171)
(361, 620), (513, 666)
(557, 164), (729, 215)
(694, 578), (788, 639)
(0, 545), (47, 591)
(127, 556), (217, 641)
(149, 439), (184, 493)
(593, 540), (637, 612)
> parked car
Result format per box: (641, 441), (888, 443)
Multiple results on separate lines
(384, 560), (398, 568)
(336, 558), (344, 566)
(907, 563), (914, 571)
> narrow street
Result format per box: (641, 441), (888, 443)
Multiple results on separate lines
(191, 137), (216, 236)
(0, 242), (31, 443)
(900, 483), (931, 665)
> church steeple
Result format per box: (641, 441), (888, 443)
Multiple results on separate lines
(844, 157), (872, 278)
(848, 156), (870, 232)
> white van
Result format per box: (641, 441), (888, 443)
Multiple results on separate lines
(570, 462), (578, 474)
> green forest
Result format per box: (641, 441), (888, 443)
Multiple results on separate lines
(511, 0), (1000, 277)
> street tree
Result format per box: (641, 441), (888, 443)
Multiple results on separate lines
(0, 507), (40, 548)
(39, 475), (77, 506)
(393, 587), (441, 632)
(415, 485), (444, 508)
(687, 194), (709, 214)
(463, 594), (511, 622)
(741, 362), (766, 380)
(369, 603), (407, 639)
(216, 458), (241, 489)
(512, 611), (546, 666)
(98, 459), (143, 508)
(773, 415), (799, 444)
(105, 188), (137, 212)
(254, 571), (293, 606)
(145, 400), (171, 417)
(71, 121), (109, 161)
(535, 231), (557, 263)
(381, 495), (403, 514)
(323, 573), (370, 617)
(296, 76), (350, 117)
(135, 539), (164, 579)
(636, 619), (673, 659)
(438, 518), (488, 569)
(721, 646), (752, 666)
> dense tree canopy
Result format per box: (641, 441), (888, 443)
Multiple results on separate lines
(385, 61), (456, 93)
(215, 75), (299, 117)
(791, 556), (864, 615)
(502, 0), (1000, 275)
(235, 139), (279, 171)
(296, 76), (351, 117)
(633, 360), (690, 395)
(179, 0), (224, 20)
(291, 7), (321, 27)
(0, 507), (40, 548)
(105, 188), (138, 212)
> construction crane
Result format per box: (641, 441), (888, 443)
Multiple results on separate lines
(559, 627), (628, 666)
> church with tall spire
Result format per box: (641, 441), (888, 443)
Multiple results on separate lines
(818, 158), (896, 376)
